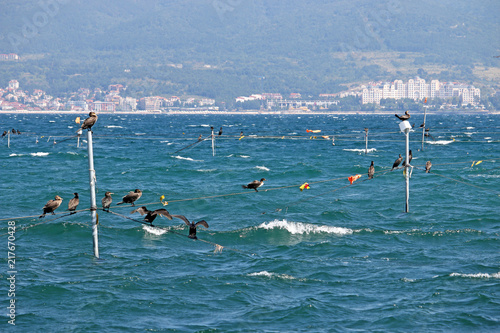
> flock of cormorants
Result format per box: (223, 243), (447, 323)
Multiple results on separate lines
(37, 110), (433, 238)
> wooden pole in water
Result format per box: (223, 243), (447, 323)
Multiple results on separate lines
(364, 128), (368, 154)
(86, 130), (99, 258)
(211, 127), (215, 156)
(421, 106), (427, 151)
(405, 128), (410, 213)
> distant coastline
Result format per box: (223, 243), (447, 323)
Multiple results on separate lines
(0, 109), (496, 115)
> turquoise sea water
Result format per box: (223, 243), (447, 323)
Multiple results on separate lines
(1, 113), (499, 332)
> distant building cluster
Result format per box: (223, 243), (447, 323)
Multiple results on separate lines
(0, 80), (217, 112)
(0, 53), (19, 61)
(235, 92), (340, 111)
(362, 77), (481, 105)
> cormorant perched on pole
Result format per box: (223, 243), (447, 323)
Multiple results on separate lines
(101, 192), (113, 211)
(117, 189), (142, 206)
(402, 150), (413, 166)
(242, 178), (267, 192)
(131, 206), (172, 224)
(218, 127), (223, 136)
(2, 131), (6, 137)
(425, 161), (432, 173)
(68, 192), (79, 214)
(395, 111), (410, 121)
(368, 161), (375, 179)
(81, 112), (98, 131)
(40, 195), (63, 218)
(171, 214), (209, 239)
(392, 154), (403, 170)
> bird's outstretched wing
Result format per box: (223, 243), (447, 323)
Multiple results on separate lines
(195, 220), (209, 229)
(171, 214), (191, 226)
(131, 206), (147, 215)
(155, 209), (173, 220)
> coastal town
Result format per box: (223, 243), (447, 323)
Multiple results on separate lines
(0, 76), (486, 113)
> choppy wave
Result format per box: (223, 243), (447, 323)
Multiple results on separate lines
(450, 272), (500, 279)
(142, 225), (168, 235)
(248, 271), (297, 280)
(343, 148), (377, 153)
(427, 140), (454, 145)
(197, 169), (217, 172)
(255, 165), (270, 171)
(29, 152), (50, 157)
(105, 125), (124, 129)
(257, 219), (353, 235)
(172, 155), (203, 162)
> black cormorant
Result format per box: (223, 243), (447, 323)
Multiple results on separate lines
(425, 161), (432, 173)
(392, 154), (403, 170)
(131, 206), (172, 224)
(68, 193), (79, 214)
(117, 189), (142, 206)
(368, 161), (375, 179)
(81, 112), (98, 131)
(242, 178), (267, 192)
(40, 195), (63, 218)
(402, 150), (413, 166)
(171, 214), (209, 239)
(101, 192), (113, 211)
(395, 111), (410, 121)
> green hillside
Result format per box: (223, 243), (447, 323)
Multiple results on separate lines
(0, 0), (498, 102)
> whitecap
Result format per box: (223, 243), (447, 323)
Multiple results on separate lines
(197, 169), (217, 172)
(248, 271), (296, 280)
(484, 137), (492, 140)
(343, 148), (377, 153)
(257, 219), (353, 235)
(142, 225), (168, 235)
(450, 272), (500, 279)
(30, 152), (49, 157)
(135, 133), (146, 136)
(172, 155), (203, 162)
(240, 155), (250, 158)
(105, 125), (124, 129)
(427, 140), (454, 145)
(255, 165), (270, 171)
(466, 126), (475, 130)
(160, 140), (169, 143)
(9, 153), (23, 157)
(49, 120), (56, 123)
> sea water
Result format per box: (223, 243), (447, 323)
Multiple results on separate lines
(0, 113), (499, 332)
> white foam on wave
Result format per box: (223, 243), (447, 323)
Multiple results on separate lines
(427, 140), (454, 145)
(255, 165), (270, 171)
(466, 126), (475, 130)
(172, 155), (203, 162)
(484, 137), (492, 140)
(343, 148), (377, 153)
(135, 133), (146, 136)
(142, 225), (168, 235)
(197, 169), (217, 172)
(30, 152), (50, 157)
(450, 272), (500, 279)
(240, 155), (250, 158)
(257, 219), (353, 235)
(9, 153), (23, 157)
(160, 140), (169, 143)
(105, 125), (123, 128)
(248, 271), (296, 280)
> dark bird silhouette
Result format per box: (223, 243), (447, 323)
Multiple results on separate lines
(40, 195), (63, 218)
(392, 154), (403, 170)
(402, 150), (413, 166)
(368, 161), (375, 179)
(218, 127), (223, 136)
(395, 110), (410, 121)
(171, 215), (209, 239)
(16, 130), (21, 135)
(425, 161), (432, 173)
(68, 192), (79, 214)
(81, 112), (98, 131)
(101, 191), (113, 211)
(242, 178), (267, 192)
(1, 131), (6, 137)
(11, 128), (16, 134)
(131, 206), (172, 224)
(117, 189), (142, 206)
